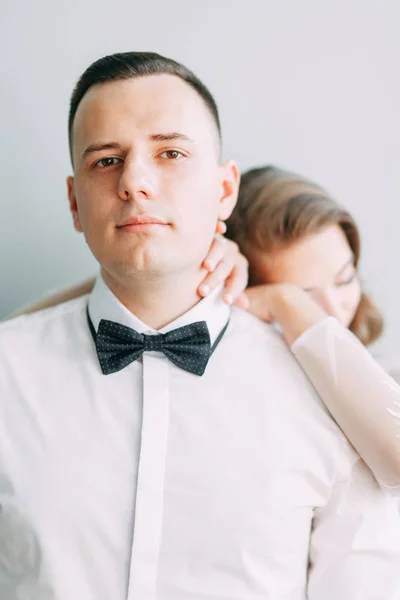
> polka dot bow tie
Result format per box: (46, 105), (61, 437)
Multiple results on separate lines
(91, 317), (213, 376)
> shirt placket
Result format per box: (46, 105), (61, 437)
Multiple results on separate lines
(126, 350), (170, 599)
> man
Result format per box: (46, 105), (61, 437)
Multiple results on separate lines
(0, 52), (399, 600)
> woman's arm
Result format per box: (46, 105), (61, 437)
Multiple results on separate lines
(9, 278), (96, 317)
(245, 283), (400, 488)
(292, 316), (400, 488)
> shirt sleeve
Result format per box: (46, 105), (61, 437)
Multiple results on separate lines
(291, 317), (400, 489)
(307, 455), (400, 600)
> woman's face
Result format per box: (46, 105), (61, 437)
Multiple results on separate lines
(250, 224), (362, 328)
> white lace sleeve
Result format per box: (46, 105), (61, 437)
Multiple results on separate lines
(291, 317), (400, 489)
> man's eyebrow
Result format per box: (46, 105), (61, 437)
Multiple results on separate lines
(149, 132), (195, 144)
(336, 256), (355, 277)
(81, 142), (122, 160)
(81, 134), (195, 161)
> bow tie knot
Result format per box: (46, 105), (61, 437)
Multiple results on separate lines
(143, 334), (164, 352)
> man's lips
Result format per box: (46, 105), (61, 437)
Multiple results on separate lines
(116, 215), (169, 231)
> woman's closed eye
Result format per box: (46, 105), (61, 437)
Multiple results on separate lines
(336, 272), (357, 287)
(302, 271), (357, 293)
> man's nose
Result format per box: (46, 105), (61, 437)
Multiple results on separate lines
(118, 156), (156, 202)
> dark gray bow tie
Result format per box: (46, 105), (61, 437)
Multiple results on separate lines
(87, 311), (229, 376)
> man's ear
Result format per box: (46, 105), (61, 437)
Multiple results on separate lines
(67, 176), (83, 233)
(218, 160), (240, 221)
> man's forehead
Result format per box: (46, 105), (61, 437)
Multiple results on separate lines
(72, 74), (216, 146)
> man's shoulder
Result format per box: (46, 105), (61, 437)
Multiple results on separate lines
(0, 296), (88, 345)
(229, 307), (289, 351)
(228, 307), (317, 384)
(229, 307), (357, 470)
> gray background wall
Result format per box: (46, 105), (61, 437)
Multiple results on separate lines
(1, 0), (399, 359)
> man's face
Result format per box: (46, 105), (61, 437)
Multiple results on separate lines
(68, 75), (239, 284)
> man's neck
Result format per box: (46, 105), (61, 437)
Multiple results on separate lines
(101, 267), (206, 330)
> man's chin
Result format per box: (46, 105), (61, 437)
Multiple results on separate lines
(102, 256), (171, 280)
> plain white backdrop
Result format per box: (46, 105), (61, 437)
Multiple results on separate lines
(0, 0), (399, 358)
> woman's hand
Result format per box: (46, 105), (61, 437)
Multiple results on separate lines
(242, 283), (329, 346)
(198, 221), (249, 307)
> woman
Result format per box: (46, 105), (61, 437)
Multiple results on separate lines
(227, 165), (400, 489)
(14, 165), (400, 488)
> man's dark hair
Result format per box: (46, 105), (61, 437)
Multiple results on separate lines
(68, 51), (221, 163)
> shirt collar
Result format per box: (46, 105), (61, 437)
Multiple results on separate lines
(88, 274), (231, 346)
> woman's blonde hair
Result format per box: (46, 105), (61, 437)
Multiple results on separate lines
(227, 165), (383, 346)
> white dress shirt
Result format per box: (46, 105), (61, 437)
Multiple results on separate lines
(292, 317), (400, 489)
(0, 276), (399, 600)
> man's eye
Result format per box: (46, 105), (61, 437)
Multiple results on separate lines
(95, 157), (122, 168)
(159, 150), (184, 160)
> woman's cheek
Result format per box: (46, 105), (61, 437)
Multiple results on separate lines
(344, 281), (362, 322)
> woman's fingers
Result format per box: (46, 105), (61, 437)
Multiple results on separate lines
(222, 255), (249, 305)
(233, 293), (250, 310)
(243, 284), (328, 345)
(199, 252), (237, 297)
(215, 220), (227, 235)
(198, 234), (250, 304)
(243, 286), (274, 321)
(202, 235), (230, 273)
(199, 237), (237, 295)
